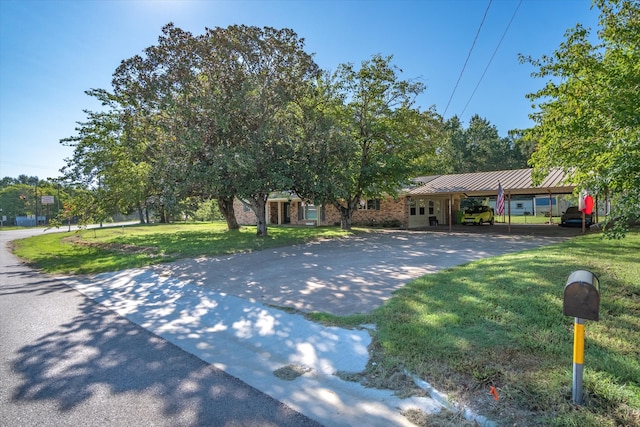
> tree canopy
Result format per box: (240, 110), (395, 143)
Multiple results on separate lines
(110, 24), (321, 236)
(292, 55), (440, 229)
(422, 115), (532, 175)
(521, 0), (639, 237)
(62, 24), (441, 234)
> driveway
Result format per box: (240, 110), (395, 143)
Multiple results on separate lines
(24, 227), (574, 426)
(133, 229), (571, 316)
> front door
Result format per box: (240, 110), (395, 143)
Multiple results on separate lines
(283, 202), (291, 224)
(408, 198), (428, 228)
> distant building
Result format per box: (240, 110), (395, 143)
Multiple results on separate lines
(15, 215), (46, 226)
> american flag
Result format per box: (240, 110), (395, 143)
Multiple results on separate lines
(496, 182), (505, 216)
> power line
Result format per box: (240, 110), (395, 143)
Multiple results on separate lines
(460, 0), (523, 118)
(443, 0), (492, 118)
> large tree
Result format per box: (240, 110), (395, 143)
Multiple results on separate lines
(294, 55), (439, 230)
(521, 0), (639, 237)
(199, 25), (320, 237)
(112, 24), (320, 236)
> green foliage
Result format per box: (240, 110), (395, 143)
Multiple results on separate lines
(192, 199), (223, 221)
(521, 0), (640, 238)
(0, 180), (74, 225)
(293, 55), (441, 229)
(110, 24), (321, 236)
(423, 115), (532, 175)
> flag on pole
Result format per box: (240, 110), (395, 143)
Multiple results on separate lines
(496, 182), (505, 216)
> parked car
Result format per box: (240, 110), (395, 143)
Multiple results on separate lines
(560, 206), (593, 227)
(462, 206), (494, 225)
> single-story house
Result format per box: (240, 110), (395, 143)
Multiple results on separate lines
(234, 168), (576, 230)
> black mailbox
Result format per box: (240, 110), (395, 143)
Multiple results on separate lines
(563, 270), (600, 321)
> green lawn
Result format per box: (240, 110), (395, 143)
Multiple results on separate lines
(11, 222), (353, 274)
(367, 231), (640, 426)
(10, 222), (640, 426)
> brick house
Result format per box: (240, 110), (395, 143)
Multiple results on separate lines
(233, 192), (411, 228)
(233, 168), (575, 230)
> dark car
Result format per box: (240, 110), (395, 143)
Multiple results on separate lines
(560, 206), (593, 227)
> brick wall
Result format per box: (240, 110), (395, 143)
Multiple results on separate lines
(234, 199), (257, 225)
(234, 197), (408, 228)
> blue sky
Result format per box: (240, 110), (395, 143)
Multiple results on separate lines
(0, 0), (600, 180)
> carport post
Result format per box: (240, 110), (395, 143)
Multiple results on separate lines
(449, 194), (453, 232)
(507, 191), (511, 233)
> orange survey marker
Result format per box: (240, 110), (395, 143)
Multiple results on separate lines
(489, 386), (499, 400)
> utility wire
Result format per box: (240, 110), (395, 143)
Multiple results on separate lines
(460, 0), (523, 118)
(443, 0), (492, 118)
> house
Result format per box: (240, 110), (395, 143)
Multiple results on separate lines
(234, 168), (576, 229)
(234, 192), (407, 228)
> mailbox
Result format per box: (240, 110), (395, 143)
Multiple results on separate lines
(563, 270), (600, 321)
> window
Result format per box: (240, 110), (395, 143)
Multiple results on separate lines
(516, 203), (524, 209)
(298, 202), (318, 220)
(359, 199), (381, 210)
(305, 204), (318, 220)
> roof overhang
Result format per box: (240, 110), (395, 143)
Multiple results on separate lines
(407, 168), (575, 198)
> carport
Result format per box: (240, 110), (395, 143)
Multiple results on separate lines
(407, 168), (576, 231)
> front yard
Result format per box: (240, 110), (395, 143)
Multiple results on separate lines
(10, 222), (640, 426)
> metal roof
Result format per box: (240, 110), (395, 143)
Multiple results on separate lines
(408, 168), (575, 197)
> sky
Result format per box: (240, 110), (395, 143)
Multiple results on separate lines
(0, 0), (601, 181)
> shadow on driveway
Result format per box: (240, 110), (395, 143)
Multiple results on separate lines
(133, 230), (571, 316)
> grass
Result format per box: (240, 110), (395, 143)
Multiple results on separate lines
(366, 230), (640, 426)
(10, 221), (640, 426)
(494, 215), (562, 225)
(11, 222), (353, 274)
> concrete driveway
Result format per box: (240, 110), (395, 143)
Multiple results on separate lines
(58, 228), (572, 426)
(138, 229), (571, 316)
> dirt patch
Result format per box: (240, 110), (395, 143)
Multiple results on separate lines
(401, 408), (477, 427)
(273, 364), (312, 381)
(336, 339), (427, 399)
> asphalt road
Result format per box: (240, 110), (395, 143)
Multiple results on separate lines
(0, 228), (321, 427)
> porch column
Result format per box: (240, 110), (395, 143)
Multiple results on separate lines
(508, 191), (512, 233)
(449, 194), (453, 232)
(266, 202), (270, 225)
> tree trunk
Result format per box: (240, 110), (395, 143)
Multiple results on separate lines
(217, 195), (240, 230)
(254, 196), (268, 237)
(137, 205), (145, 224)
(340, 211), (352, 230)
(334, 200), (355, 230)
(159, 208), (167, 223)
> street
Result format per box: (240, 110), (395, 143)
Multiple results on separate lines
(0, 228), (321, 427)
